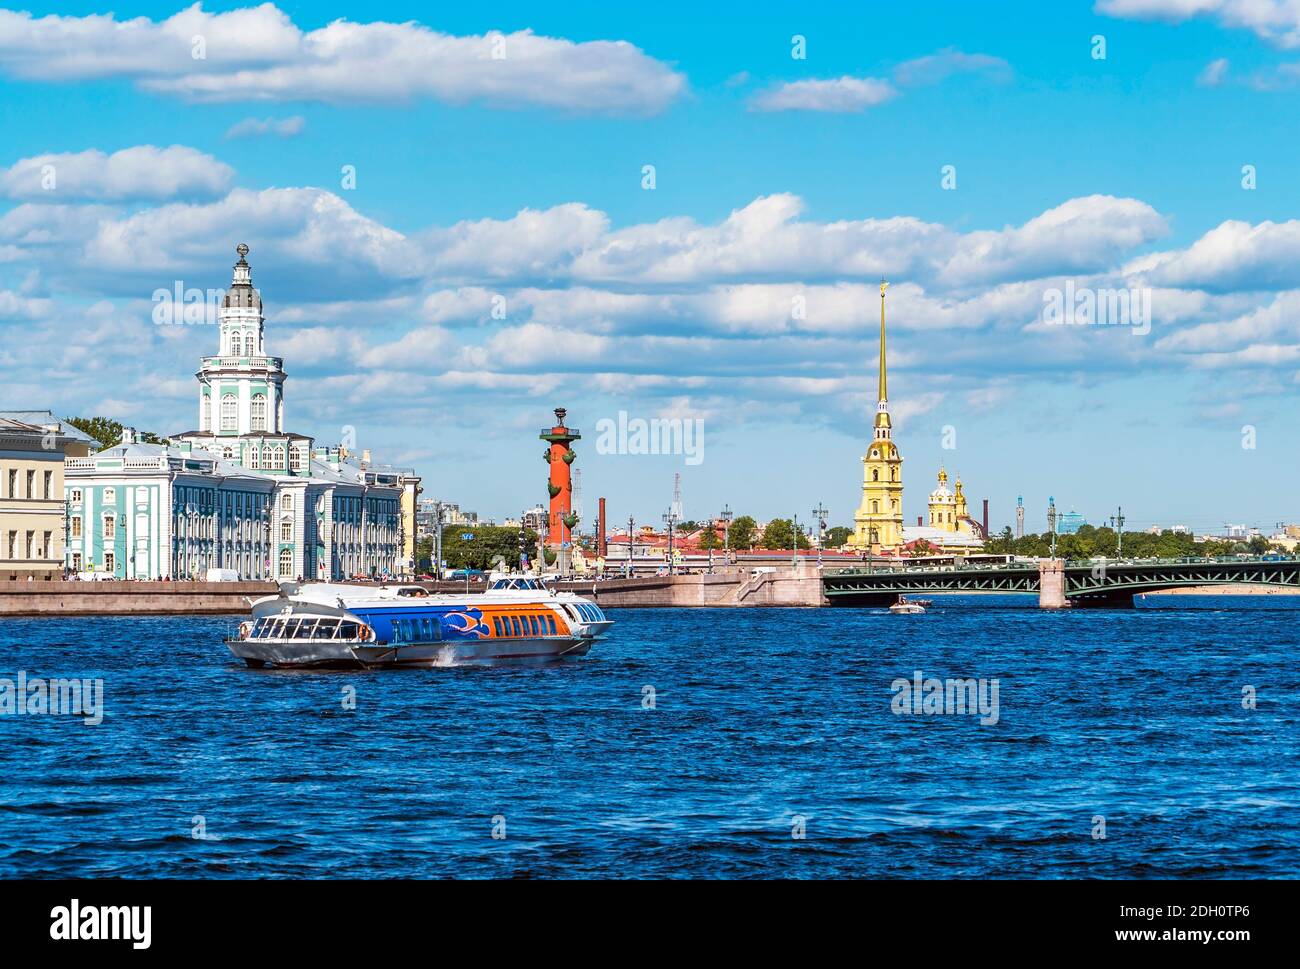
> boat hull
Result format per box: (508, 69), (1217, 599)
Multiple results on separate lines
(226, 635), (593, 669)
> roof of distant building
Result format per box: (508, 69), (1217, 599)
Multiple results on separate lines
(0, 411), (98, 444)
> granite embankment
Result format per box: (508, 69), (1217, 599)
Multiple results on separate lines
(0, 567), (829, 616)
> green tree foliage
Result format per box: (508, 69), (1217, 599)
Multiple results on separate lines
(760, 518), (812, 550)
(66, 416), (165, 449)
(824, 525), (852, 548)
(698, 522), (720, 549)
(981, 525), (1267, 560)
(423, 526), (540, 571)
(728, 515), (758, 550)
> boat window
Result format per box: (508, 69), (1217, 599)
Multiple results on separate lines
(509, 616), (521, 637)
(339, 622), (358, 639)
(546, 615), (556, 635)
(296, 619), (317, 639)
(530, 615), (541, 636)
(281, 619), (301, 638)
(314, 619), (338, 638)
(493, 617), (503, 637)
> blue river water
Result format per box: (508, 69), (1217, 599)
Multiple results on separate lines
(1, 595), (1297, 879)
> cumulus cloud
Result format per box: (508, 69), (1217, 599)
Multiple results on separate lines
(0, 4), (686, 114)
(1135, 218), (1300, 291)
(1097, 0), (1300, 49)
(224, 115), (306, 139)
(750, 48), (1009, 113)
(751, 76), (898, 113)
(0, 145), (233, 200)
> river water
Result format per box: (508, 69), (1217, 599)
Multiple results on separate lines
(1, 596), (1296, 878)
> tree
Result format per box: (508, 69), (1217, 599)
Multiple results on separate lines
(698, 522), (720, 549)
(434, 525), (539, 571)
(728, 515), (758, 550)
(760, 518), (812, 549)
(825, 525), (852, 549)
(908, 539), (939, 557)
(66, 415), (166, 449)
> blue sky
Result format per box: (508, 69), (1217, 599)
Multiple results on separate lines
(1, 1), (1299, 533)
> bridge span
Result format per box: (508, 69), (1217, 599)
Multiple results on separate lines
(821, 556), (1300, 608)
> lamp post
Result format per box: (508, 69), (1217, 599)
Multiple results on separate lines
(1114, 506), (1125, 558)
(662, 508), (677, 575)
(812, 502), (828, 569)
(517, 513), (527, 574)
(720, 505), (733, 552)
(626, 516), (635, 578)
(791, 514), (799, 570)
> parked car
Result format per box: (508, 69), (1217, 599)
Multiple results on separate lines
(446, 568), (487, 580)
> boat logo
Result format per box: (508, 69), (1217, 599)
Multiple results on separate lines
(443, 607), (490, 639)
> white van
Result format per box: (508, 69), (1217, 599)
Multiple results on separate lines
(205, 568), (241, 582)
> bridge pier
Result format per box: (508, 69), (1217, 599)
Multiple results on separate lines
(1037, 559), (1071, 609)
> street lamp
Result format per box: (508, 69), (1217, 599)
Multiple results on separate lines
(626, 516), (635, 578)
(812, 502), (828, 569)
(662, 508), (677, 575)
(720, 505), (733, 552)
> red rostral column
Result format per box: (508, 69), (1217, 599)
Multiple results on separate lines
(540, 407), (581, 549)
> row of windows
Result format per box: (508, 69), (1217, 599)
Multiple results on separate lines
(392, 617), (442, 643)
(215, 393), (273, 432)
(2, 468), (55, 500)
(492, 613), (558, 639)
(4, 530), (53, 560)
(227, 332), (260, 356)
(570, 602), (606, 623)
(249, 617), (366, 641)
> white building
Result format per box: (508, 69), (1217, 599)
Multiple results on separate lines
(64, 245), (420, 580)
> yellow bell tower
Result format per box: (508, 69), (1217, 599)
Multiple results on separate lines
(850, 282), (904, 553)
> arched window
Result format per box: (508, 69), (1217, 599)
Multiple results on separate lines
(281, 494), (293, 512)
(278, 548), (293, 577)
(220, 394), (237, 431)
(250, 395), (266, 431)
(245, 334), (256, 356)
(871, 501), (879, 514)
(222, 445), (234, 460)
(271, 445), (285, 467)
(229, 332), (240, 355)
(871, 469), (879, 481)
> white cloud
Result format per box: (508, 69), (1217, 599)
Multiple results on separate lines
(1136, 218), (1300, 290)
(0, 145), (233, 201)
(0, 5), (686, 114)
(892, 49), (1012, 87)
(224, 115), (306, 139)
(1097, 0), (1300, 49)
(1198, 56), (1230, 85)
(751, 76), (897, 113)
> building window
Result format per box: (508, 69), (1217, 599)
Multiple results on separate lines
(26, 470), (34, 498)
(271, 445), (284, 467)
(103, 515), (116, 539)
(290, 448), (303, 472)
(251, 395), (267, 431)
(71, 517), (82, 539)
(41, 532), (50, 558)
(280, 518), (293, 541)
(249, 447), (260, 470)
(103, 488), (115, 503)
(5, 531), (14, 559)
(221, 394), (238, 431)
(278, 548), (293, 577)
(71, 552), (82, 572)
(42, 470), (52, 500)
(222, 446), (234, 460)
(105, 551), (115, 573)
(245, 334), (256, 356)
(281, 494), (292, 512)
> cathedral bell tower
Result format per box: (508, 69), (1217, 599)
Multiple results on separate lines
(850, 281), (904, 553)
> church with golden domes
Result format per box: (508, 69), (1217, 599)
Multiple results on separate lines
(846, 283), (985, 556)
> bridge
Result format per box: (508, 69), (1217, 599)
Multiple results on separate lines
(822, 556), (1300, 608)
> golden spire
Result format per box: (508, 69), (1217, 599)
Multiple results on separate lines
(878, 279), (889, 402)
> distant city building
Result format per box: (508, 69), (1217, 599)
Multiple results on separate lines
(1057, 508), (1087, 534)
(0, 415), (95, 579)
(1015, 494), (1024, 539)
(63, 246), (419, 579)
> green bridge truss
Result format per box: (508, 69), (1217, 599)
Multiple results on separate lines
(822, 557), (1300, 607)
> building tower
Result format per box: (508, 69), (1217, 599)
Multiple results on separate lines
(540, 407), (580, 562)
(196, 244), (287, 437)
(850, 281), (904, 552)
(1015, 494), (1025, 538)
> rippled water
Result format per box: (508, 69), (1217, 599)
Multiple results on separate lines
(1, 597), (1296, 878)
